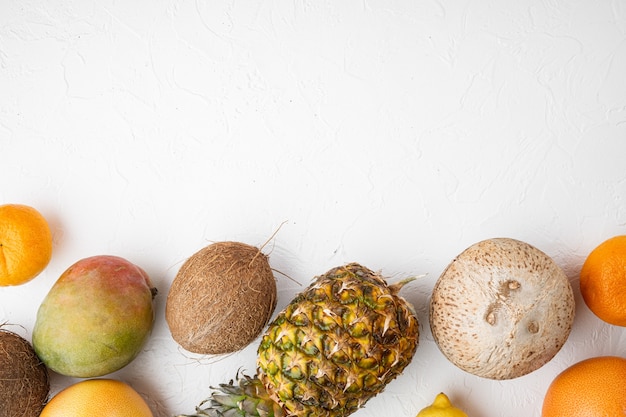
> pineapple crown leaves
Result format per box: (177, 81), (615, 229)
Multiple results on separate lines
(175, 373), (285, 417)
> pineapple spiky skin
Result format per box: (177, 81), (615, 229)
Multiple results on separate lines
(177, 263), (419, 417)
(257, 262), (419, 417)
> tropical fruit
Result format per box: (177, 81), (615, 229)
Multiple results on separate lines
(0, 327), (50, 417)
(416, 392), (468, 417)
(185, 374), (284, 417)
(430, 238), (575, 379)
(40, 378), (153, 417)
(32, 255), (157, 377)
(579, 235), (626, 326)
(166, 241), (277, 354)
(176, 263), (419, 417)
(0, 203), (53, 286)
(542, 356), (626, 417)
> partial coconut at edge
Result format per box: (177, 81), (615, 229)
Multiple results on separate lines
(0, 327), (50, 417)
(429, 238), (575, 380)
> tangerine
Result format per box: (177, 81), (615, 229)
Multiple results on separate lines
(40, 379), (153, 417)
(542, 356), (626, 417)
(0, 203), (53, 286)
(580, 235), (626, 326)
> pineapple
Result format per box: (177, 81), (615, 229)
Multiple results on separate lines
(178, 263), (419, 417)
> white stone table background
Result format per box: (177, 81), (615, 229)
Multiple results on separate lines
(1, 1), (625, 416)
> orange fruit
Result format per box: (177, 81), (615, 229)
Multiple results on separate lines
(40, 379), (153, 417)
(0, 203), (53, 286)
(542, 356), (626, 417)
(580, 235), (626, 326)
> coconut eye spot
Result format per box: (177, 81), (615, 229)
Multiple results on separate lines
(527, 321), (539, 334)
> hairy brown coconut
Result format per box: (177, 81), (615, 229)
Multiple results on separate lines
(430, 238), (575, 380)
(166, 241), (277, 355)
(0, 327), (50, 417)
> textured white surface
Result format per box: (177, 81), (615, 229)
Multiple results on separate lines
(1, 1), (626, 416)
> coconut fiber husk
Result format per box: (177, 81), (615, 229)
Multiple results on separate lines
(166, 241), (277, 355)
(0, 327), (50, 417)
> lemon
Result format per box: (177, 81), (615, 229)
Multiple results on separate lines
(416, 393), (468, 417)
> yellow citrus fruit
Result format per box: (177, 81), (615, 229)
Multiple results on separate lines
(542, 356), (626, 417)
(40, 379), (153, 417)
(0, 203), (52, 286)
(580, 235), (626, 326)
(416, 392), (469, 417)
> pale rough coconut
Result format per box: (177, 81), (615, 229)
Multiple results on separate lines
(166, 241), (277, 355)
(429, 238), (575, 380)
(0, 327), (49, 417)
